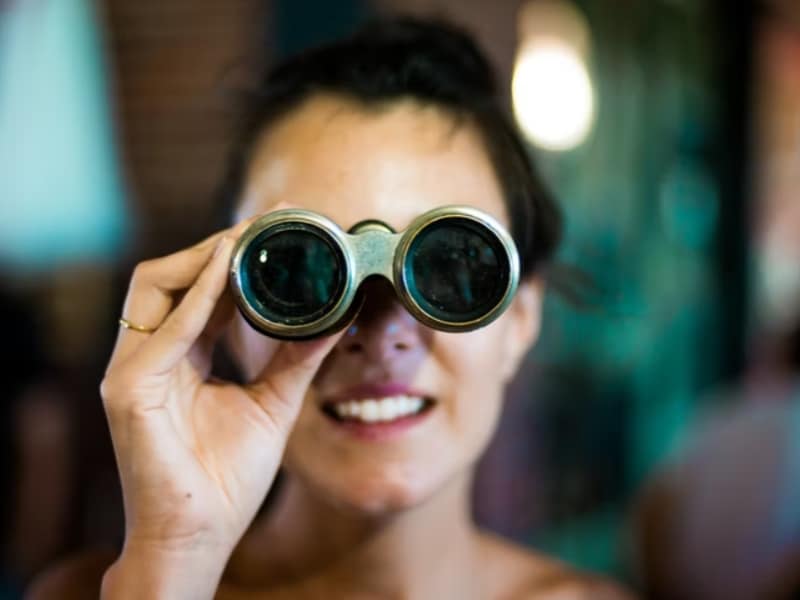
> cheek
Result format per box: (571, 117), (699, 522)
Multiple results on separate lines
(434, 323), (513, 447)
(437, 317), (516, 392)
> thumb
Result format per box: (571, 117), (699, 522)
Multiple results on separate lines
(244, 330), (346, 432)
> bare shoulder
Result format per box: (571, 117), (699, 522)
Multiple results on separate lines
(477, 531), (638, 600)
(25, 547), (118, 600)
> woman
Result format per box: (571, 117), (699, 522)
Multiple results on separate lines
(31, 17), (632, 599)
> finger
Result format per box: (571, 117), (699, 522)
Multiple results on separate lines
(200, 286), (237, 347)
(184, 289), (238, 381)
(109, 230), (229, 367)
(130, 235), (236, 376)
(110, 218), (257, 369)
(245, 329), (348, 433)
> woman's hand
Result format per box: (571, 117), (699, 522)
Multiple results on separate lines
(99, 216), (344, 598)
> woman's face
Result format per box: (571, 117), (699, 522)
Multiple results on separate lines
(229, 94), (543, 514)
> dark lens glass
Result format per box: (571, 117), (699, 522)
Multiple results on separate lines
(406, 218), (510, 323)
(240, 224), (346, 325)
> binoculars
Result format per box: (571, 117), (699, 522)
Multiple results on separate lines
(229, 206), (520, 339)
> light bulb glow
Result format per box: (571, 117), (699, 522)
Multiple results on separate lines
(512, 39), (595, 151)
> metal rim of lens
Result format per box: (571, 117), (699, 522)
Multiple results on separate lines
(403, 219), (509, 323)
(393, 205), (520, 332)
(229, 209), (359, 338)
(241, 226), (344, 324)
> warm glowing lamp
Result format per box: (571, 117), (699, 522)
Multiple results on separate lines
(512, 0), (595, 151)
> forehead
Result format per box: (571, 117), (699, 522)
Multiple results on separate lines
(235, 95), (507, 231)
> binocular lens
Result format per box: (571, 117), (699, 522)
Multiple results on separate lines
(405, 218), (509, 323)
(231, 207), (518, 338)
(240, 224), (346, 325)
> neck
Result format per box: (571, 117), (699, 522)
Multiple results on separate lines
(238, 471), (484, 599)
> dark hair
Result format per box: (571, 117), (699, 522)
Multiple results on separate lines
(215, 16), (562, 277)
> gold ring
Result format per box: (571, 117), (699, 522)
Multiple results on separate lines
(118, 317), (158, 334)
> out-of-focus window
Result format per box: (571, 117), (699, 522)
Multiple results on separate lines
(0, 0), (127, 271)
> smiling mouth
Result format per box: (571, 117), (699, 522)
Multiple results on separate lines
(321, 395), (435, 425)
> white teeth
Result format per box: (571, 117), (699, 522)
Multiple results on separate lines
(408, 397), (424, 412)
(331, 395), (427, 423)
(362, 400), (379, 421)
(378, 399), (395, 421)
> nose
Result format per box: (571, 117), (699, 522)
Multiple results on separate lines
(335, 277), (428, 363)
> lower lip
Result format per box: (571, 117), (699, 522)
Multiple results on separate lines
(323, 407), (434, 441)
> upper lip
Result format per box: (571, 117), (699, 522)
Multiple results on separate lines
(322, 382), (434, 405)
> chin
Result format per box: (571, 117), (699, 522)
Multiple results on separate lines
(290, 456), (454, 516)
(339, 487), (427, 516)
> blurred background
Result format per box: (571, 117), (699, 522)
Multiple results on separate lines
(1, 0), (799, 598)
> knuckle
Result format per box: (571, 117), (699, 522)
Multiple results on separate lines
(100, 369), (134, 406)
(99, 373), (116, 402)
(131, 259), (157, 285)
